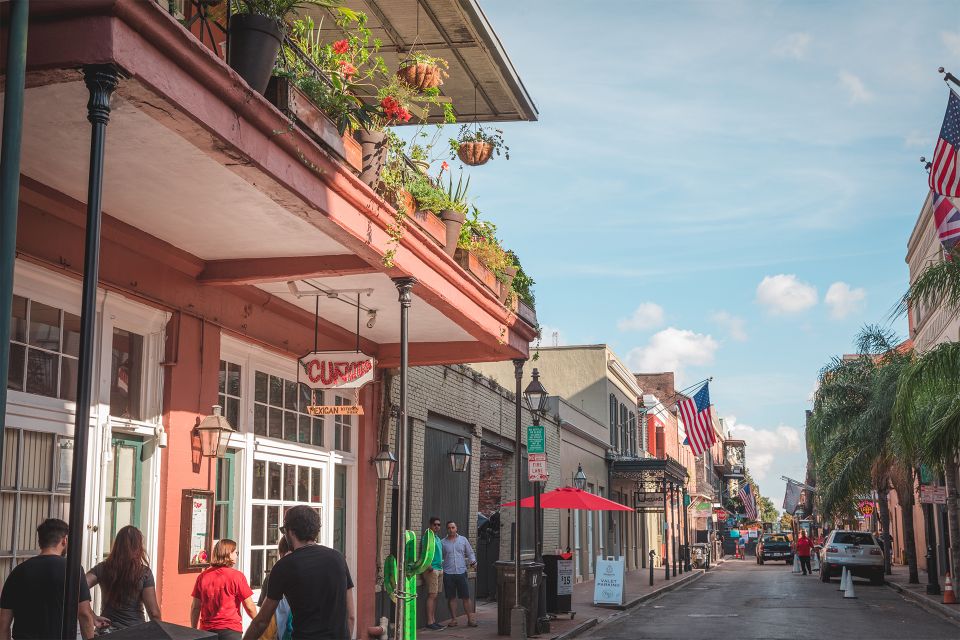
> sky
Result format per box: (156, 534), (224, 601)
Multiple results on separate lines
(460, 0), (960, 508)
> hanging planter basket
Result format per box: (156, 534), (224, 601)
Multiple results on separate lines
(396, 63), (443, 91)
(457, 141), (494, 167)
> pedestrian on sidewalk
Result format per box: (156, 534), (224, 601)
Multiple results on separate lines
(424, 517), (445, 631)
(87, 525), (162, 629)
(257, 537), (293, 640)
(796, 530), (813, 575)
(0, 518), (108, 639)
(191, 539), (258, 640)
(441, 521), (477, 628)
(243, 505), (355, 640)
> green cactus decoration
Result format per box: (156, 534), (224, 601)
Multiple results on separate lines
(384, 528), (437, 639)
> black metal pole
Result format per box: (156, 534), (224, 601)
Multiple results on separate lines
(925, 500), (941, 595)
(62, 64), (118, 639)
(392, 277), (415, 639)
(511, 359), (526, 639)
(672, 483), (678, 577)
(0, 0), (29, 489)
(649, 550), (655, 586)
(531, 411), (548, 633)
(663, 481), (670, 580)
(683, 488), (692, 571)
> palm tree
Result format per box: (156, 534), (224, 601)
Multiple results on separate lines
(894, 342), (960, 582)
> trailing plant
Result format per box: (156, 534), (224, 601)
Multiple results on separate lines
(399, 51), (450, 72)
(450, 123), (510, 161)
(506, 250), (535, 307)
(406, 174), (449, 213)
(396, 52), (450, 90)
(231, 0), (345, 26)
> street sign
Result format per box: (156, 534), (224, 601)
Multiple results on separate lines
(528, 454), (549, 482)
(306, 405), (364, 416)
(527, 425), (545, 454)
(557, 559), (574, 596)
(634, 492), (665, 513)
(857, 500), (875, 516)
(593, 556), (625, 605)
(921, 485), (947, 504)
(683, 494), (691, 507)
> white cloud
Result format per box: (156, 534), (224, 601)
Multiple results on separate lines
(773, 33), (811, 59)
(710, 311), (748, 342)
(824, 281), (867, 319)
(904, 131), (932, 149)
(617, 302), (665, 331)
(942, 32), (960, 57)
(724, 415), (802, 482)
(755, 274), (818, 315)
(838, 71), (874, 104)
(626, 327), (719, 381)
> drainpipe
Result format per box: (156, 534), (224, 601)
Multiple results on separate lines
(0, 0), (29, 482)
(62, 64), (118, 640)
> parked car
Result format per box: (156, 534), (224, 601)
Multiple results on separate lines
(756, 533), (793, 565)
(819, 530), (884, 584)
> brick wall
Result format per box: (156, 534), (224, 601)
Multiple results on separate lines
(478, 444), (505, 516)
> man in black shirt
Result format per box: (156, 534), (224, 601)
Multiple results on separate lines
(243, 506), (355, 640)
(0, 518), (104, 639)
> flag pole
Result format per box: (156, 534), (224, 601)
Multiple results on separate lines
(939, 67), (960, 91)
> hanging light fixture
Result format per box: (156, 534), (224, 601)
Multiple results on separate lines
(373, 444), (398, 481)
(573, 463), (587, 490)
(196, 405), (236, 458)
(523, 368), (549, 419)
(448, 437), (472, 473)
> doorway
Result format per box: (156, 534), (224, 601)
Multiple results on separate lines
(102, 435), (143, 556)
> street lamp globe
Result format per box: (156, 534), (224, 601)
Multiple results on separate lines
(523, 368), (549, 418)
(573, 463), (587, 490)
(373, 444), (397, 481)
(448, 437), (472, 473)
(196, 405), (235, 458)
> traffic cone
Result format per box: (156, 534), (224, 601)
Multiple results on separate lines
(838, 566), (848, 591)
(944, 573), (957, 604)
(844, 573), (857, 599)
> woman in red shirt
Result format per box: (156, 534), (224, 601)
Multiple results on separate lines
(796, 531), (814, 575)
(190, 539), (257, 640)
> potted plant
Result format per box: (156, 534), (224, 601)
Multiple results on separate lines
(228, 0), (341, 94)
(396, 52), (449, 91)
(438, 169), (470, 256)
(451, 124), (509, 166)
(356, 77), (418, 186)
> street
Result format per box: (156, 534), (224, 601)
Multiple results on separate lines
(583, 559), (960, 639)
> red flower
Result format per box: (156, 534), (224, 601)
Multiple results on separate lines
(332, 39), (350, 54)
(441, 161), (450, 171)
(338, 60), (357, 78)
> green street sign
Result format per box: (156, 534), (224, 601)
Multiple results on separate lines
(527, 425), (545, 454)
(683, 494), (691, 507)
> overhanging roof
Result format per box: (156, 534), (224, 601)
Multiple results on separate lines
(611, 457), (689, 485)
(309, 0), (538, 122)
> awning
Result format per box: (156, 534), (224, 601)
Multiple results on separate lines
(610, 457), (689, 487)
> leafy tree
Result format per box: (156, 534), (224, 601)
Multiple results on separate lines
(758, 496), (778, 523)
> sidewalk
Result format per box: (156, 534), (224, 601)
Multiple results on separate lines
(430, 559), (718, 640)
(885, 564), (960, 628)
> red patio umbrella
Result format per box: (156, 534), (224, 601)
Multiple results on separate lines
(502, 486), (632, 511)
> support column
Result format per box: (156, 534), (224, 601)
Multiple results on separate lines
(511, 359), (527, 639)
(672, 483), (678, 577)
(392, 277), (415, 639)
(63, 64), (118, 639)
(663, 481), (670, 580)
(683, 488), (692, 571)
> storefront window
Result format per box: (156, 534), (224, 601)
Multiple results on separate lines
(253, 371), (324, 447)
(110, 328), (144, 420)
(214, 451), (235, 541)
(218, 361), (242, 430)
(333, 396), (352, 453)
(7, 295), (80, 401)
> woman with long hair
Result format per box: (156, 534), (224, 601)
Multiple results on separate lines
(86, 525), (161, 628)
(191, 539), (257, 640)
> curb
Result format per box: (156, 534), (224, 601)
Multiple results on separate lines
(550, 616), (599, 640)
(886, 579), (960, 628)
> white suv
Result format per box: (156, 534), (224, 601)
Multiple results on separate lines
(819, 530), (884, 585)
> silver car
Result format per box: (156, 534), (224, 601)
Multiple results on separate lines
(819, 530), (884, 584)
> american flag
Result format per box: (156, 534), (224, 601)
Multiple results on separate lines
(933, 192), (960, 254)
(930, 90), (960, 197)
(677, 382), (716, 457)
(738, 482), (758, 521)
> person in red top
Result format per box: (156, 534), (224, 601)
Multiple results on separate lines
(796, 530), (814, 575)
(191, 539), (258, 640)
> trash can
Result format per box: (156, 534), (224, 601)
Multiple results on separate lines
(495, 560), (544, 636)
(543, 554), (574, 615)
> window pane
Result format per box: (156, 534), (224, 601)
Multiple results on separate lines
(334, 424), (341, 451)
(312, 418), (323, 448)
(25, 348), (57, 397)
(297, 466), (309, 502)
(266, 549), (279, 576)
(7, 344), (24, 392)
(28, 301), (60, 351)
(60, 357), (77, 402)
(226, 397), (239, 432)
(253, 461), (266, 500)
(298, 384), (312, 413)
(214, 504), (229, 540)
(311, 469), (322, 502)
(11, 295), (26, 343)
(269, 376), (283, 407)
(283, 412), (297, 442)
(267, 506), (280, 542)
(254, 404), (267, 436)
(110, 329), (144, 420)
(218, 361), (226, 394)
(115, 445), (136, 498)
(61, 312), (80, 359)
(298, 415), (310, 445)
(2, 430), (18, 488)
(250, 549), (264, 590)
(255, 371), (268, 404)
(283, 465), (295, 501)
(284, 380), (297, 410)
(342, 425), (351, 453)
(227, 363), (242, 397)
(252, 505), (265, 545)
(216, 457), (231, 501)
(268, 462), (281, 500)
(269, 408), (283, 439)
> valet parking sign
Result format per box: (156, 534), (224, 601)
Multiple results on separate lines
(593, 556), (625, 605)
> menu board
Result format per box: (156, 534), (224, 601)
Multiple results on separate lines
(180, 490), (214, 571)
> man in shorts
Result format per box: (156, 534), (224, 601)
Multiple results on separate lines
(424, 517), (445, 630)
(440, 521), (476, 628)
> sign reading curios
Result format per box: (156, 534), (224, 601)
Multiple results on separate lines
(298, 351), (375, 390)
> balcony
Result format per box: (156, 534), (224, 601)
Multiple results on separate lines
(10, 0), (540, 366)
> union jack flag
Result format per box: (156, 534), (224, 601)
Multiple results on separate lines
(677, 382), (716, 457)
(930, 90), (960, 197)
(933, 192), (960, 254)
(738, 482), (758, 521)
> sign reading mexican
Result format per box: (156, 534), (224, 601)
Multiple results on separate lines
(306, 405), (365, 416)
(298, 351), (375, 389)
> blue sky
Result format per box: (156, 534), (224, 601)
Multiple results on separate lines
(461, 0), (960, 507)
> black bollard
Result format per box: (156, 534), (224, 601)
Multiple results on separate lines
(649, 550), (656, 586)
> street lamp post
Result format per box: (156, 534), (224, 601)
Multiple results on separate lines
(924, 498), (941, 595)
(663, 479), (670, 580)
(523, 369), (550, 634)
(511, 359), (527, 640)
(682, 488), (692, 572)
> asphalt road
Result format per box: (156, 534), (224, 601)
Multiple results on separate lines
(582, 557), (960, 639)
